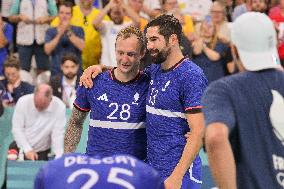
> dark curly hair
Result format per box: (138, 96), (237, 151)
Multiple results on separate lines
(145, 14), (182, 45)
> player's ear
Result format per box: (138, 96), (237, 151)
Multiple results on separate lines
(169, 34), (178, 46)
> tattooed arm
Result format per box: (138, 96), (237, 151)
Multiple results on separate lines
(64, 107), (88, 153)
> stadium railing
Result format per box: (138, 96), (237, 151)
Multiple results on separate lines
(0, 107), (14, 188)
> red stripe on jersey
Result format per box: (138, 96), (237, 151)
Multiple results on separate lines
(73, 102), (90, 112)
(185, 106), (203, 111)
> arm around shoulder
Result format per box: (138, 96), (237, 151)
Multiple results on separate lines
(64, 107), (88, 153)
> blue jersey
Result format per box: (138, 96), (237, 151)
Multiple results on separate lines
(145, 58), (207, 187)
(34, 153), (165, 189)
(202, 69), (284, 189)
(74, 69), (149, 160)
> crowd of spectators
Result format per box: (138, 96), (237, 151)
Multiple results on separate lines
(0, 0), (283, 169)
(0, 1), (282, 189)
(0, 0), (282, 85)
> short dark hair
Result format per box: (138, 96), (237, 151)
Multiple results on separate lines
(58, 1), (74, 13)
(3, 55), (20, 70)
(61, 53), (79, 65)
(115, 26), (146, 53)
(145, 14), (182, 45)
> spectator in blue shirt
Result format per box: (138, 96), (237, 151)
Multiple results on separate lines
(0, 55), (34, 107)
(192, 18), (229, 83)
(44, 1), (85, 76)
(0, 14), (13, 77)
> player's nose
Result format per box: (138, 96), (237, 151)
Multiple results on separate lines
(121, 54), (130, 63)
(147, 41), (154, 50)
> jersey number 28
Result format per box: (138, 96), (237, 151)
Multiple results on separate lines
(107, 103), (131, 121)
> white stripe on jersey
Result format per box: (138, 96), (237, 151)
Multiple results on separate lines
(146, 105), (186, 119)
(89, 119), (146, 129)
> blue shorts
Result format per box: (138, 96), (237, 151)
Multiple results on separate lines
(181, 156), (202, 189)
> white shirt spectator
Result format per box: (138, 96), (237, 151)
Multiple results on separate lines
(100, 20), (132, 67)
(62, 76), (77, 108)
(12, 94), (66, 158)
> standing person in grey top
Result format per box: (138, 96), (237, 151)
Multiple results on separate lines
(203, 12), (284, 189)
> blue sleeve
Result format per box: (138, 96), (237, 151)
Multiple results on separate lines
(201, 80), (236, 130)
(45, 28), (56, 43)
(182, 70), (208, 113)
(4, 23), (13, 43)
(74, 85), (91, 111)
(75, 27), (85, 40)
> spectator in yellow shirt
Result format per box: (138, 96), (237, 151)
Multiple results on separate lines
(51, 0), (109, 69)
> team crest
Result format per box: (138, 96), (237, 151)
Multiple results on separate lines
(132, 92), (140, 105)
(97, 93), (109, 102)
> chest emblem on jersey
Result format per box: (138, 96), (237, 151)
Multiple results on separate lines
(270, 90), (284, 146)
(150, 80), (153, 85)
(162, 81), (171, 91)
(97, 93), (109, 102)
(132, 92), (140, 105)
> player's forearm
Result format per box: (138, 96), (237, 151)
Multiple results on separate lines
(172, 128), (204, 179)
(64, 108), (88, 153)
(205, 124), (237, 189)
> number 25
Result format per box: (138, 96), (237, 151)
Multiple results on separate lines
(67, 167), (135, 189)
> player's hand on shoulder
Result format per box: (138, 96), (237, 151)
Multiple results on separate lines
(164, 175), (182, 189)
(79, 65), (103, 88)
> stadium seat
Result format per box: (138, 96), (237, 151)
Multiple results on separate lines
(6, 160), (46, 189)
